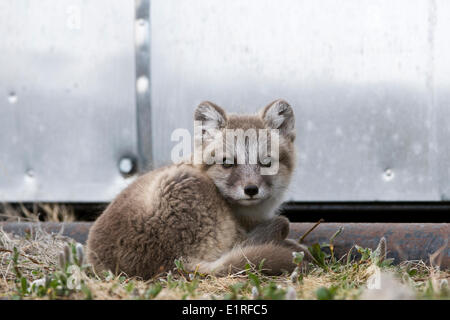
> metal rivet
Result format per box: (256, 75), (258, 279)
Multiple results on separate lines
(8, 92), (18, 104)
(136, 76), (149, 93)
(383, 168), (394, 181)
(26, 169), (34, 177)
(119, 157), (135, 175)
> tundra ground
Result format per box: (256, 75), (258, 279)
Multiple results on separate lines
(0, 225), (448, 300)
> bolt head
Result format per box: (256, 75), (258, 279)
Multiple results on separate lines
(119, 157), (136, 175)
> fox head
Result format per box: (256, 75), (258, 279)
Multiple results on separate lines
(194, 99), (296, 213)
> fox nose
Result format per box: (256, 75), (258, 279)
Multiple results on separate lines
(244, 185), (259, 197)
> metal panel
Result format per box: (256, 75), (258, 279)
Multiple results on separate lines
(435, 0), (450, 201)
(150, 0), (450, 201)
(1, 1), (449, 202)
(0, 0), (140, 202)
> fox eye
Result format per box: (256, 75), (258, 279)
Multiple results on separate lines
(222, 158), (234, 168)
(260, 159), (272, 167)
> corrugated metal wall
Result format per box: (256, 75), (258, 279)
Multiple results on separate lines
(1, 0), (449, 202)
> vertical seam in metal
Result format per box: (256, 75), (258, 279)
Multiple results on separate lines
(427, 0), (440, 200)
(134, 0), (153, 173)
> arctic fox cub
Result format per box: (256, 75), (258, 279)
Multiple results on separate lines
(87, 99), (309, 279)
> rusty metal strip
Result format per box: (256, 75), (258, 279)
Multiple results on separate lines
(289, 223), (449, 268)
(0, 222), (448, 268)
(0, 222), (92, 244)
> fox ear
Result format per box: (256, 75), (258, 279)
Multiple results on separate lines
(261, 99), (295, 141)
(195, 101), (227, 130)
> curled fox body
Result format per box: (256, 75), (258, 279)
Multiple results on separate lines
(87, 99), (309, 279)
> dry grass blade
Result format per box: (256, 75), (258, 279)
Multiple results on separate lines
(0, 203), (75, 222)
(429, 239), (448, 269)
(298, 218), (324, 243)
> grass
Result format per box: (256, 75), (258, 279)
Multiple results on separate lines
(0, 225), (448, 300)
(0, 203), (75, 222)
